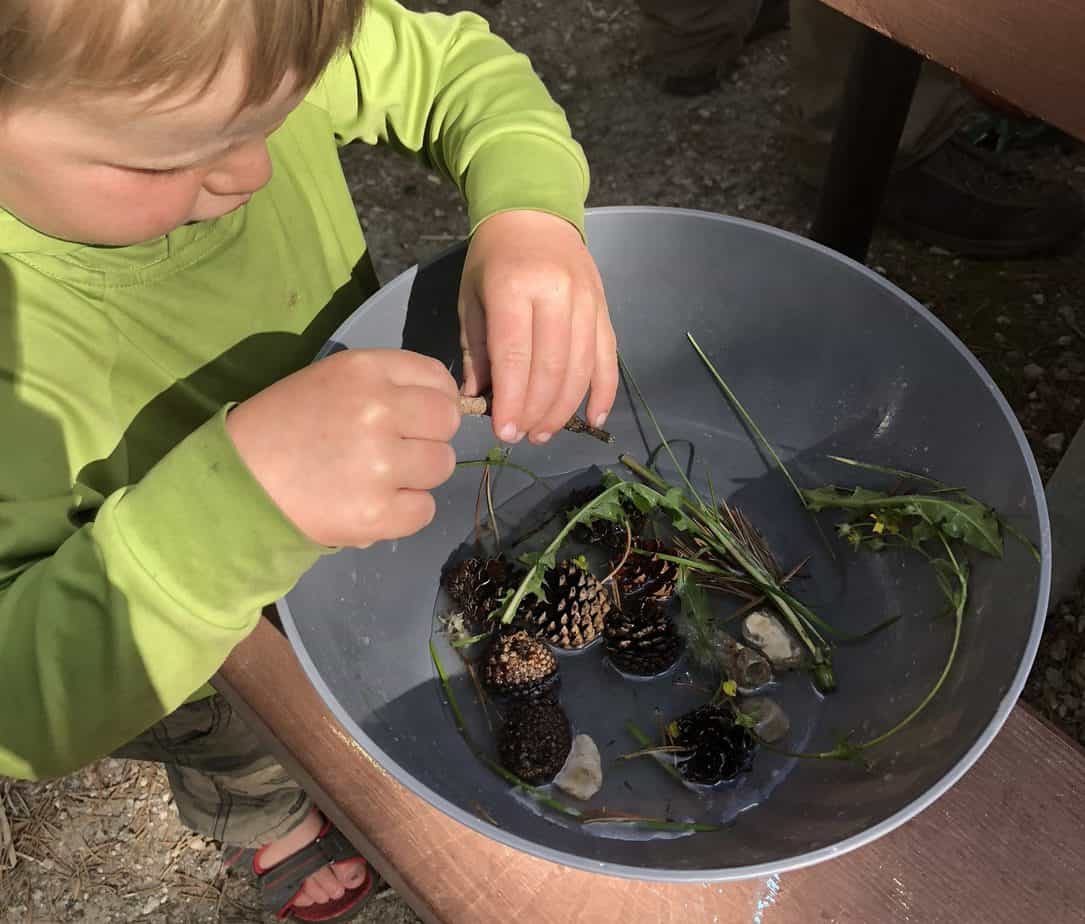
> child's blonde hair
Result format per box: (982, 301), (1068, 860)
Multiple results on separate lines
(0, 0), (365, 107)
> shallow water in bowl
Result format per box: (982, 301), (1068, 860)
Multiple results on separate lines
(428, 465), (831, 840)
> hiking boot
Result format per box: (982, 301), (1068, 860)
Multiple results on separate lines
(882, 136), (1085, 257)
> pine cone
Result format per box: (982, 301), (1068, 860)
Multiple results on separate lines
(441, 557), (515, 629)
(566, 487), (647, 552)
(498, 701), (573, 784)
(613, 541), (678, 600)
(605, 598), (683, 676)
(521, 560), (613, 650)
(481, 631), (559, 701)
(671, 704), (757, 785)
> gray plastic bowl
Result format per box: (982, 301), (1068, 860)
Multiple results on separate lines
(279, 207), (1049, 881)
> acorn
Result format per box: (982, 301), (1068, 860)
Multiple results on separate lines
(441, 556), (515, 630)
(497, 701), (573, 785)
(670, 703), (757, 785)
(605, 598), (684, 676)
(521, 559), (613, 650)
(612, 540), (679, 601)
(481, 631), (559, 701)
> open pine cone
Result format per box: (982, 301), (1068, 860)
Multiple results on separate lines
(521, 560), (613, 650)
(498, 700), (573, 784)
(605, 598), (684, 676)
(481, 631), (559, 701)
(440, 556), (515, 630)
(671, 703), (757, 785)
(612, 540), (679, 601)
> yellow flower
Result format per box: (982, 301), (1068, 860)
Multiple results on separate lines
(721, 680), (738, 698)
(871, 514), (886, 535)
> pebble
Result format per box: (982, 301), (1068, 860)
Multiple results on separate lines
(743, 697), (790, 742)
(1033, 293), (1047, 306)
(742, 609), (804, 669)
(1044, 433), (1066, 453)
(1058, 335), (1074, 347)
(553, 734), (603, 801)
(1023, 363), (1045, 381)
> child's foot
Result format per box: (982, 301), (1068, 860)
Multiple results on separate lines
(256, 809), (368, 909)
(225, 808), (375, 920)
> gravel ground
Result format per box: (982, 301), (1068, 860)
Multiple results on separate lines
(3, 0), (1085, 921)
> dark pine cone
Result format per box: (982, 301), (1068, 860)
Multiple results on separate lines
(498, 700), (573, 785)
(441, 556), (515, 629)
(605, 598), (684, 676)
(613, 540), (679, 601)
(671, 704), (757, 785)
(521, 560), (613, 650)
(481, 631), (559, 701)
(566, 486), (647, 553)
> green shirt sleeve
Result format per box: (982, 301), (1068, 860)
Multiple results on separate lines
(0, 407), (328, 780)
(308, 0), (591, 235)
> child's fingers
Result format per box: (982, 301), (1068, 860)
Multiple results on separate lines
(486, 297), (534, 442)
(381, 349), (459, 398)
(393, 387), (461, 442)
(392, 439), (457, 491)
(585, 306), (619, 428)
(458, 291), (491, 398)
(382, 490), (438, 539)
(521, 297), (573, 441)
(534, 294), (597, 439)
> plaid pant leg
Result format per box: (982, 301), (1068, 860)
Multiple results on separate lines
(113, 693), (312, 848)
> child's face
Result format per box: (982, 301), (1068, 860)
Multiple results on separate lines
(0, 53), (306, 247)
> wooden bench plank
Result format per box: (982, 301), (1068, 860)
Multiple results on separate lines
(216, 617), (1085, 924)
(817, 0), (1085, 141)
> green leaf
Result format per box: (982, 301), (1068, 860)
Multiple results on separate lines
(801, 489), (1003, 558)
(912, 497), (1002, 557)
(721, 680), (738, 698)
(497, 481), (668, 624)
(733, 708), (758, 729)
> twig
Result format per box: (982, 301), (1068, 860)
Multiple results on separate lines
(484, 465), (501, 549)
(459, 395), (614, 444)
(601, 521), (633, 585)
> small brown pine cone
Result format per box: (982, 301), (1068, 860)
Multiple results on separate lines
(605, 598), (683, 676)
(613, 540), (679, 601)
(521, 560), (613, 650)
(481, 631), (559, 701)
(497, 700), (573, 784)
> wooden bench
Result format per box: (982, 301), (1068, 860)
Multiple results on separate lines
(216, 3), (1085, 920)
(217, 618), (1085, 923)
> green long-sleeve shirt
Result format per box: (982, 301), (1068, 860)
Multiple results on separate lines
(0, 0), (589, 780)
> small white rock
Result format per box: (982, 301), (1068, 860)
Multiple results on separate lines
(553, 734), (603, 801)
(742, 697), (790, 743)
(742, 609), (804, 669)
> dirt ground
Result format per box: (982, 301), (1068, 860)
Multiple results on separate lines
(3, 1), (1084, 921)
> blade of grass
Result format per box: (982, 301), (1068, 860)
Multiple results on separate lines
(624, 721), (685, 784)
(618, 352), (707, 508)
(686, 333), (805, 507)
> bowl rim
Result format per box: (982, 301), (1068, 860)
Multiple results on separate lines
(279, 205), (1052, 882)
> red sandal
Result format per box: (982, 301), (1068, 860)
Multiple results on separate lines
(225, 817), (378, 921)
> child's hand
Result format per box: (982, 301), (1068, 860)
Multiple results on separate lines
(458, 210), (618, 444)
(225, 350), (460, 548)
